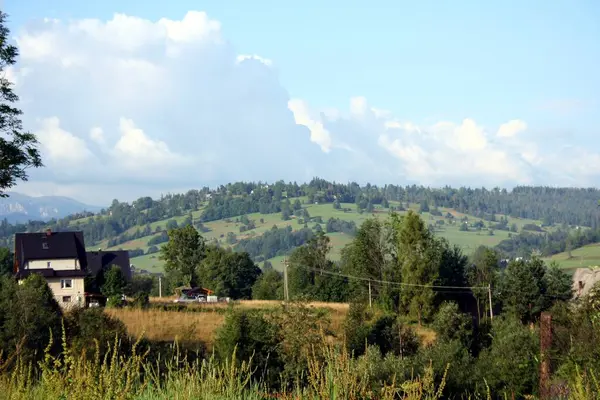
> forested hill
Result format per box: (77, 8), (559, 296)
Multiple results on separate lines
(0, 179), (599, 250)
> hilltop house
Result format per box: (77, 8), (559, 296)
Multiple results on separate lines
(14, 230), (131, 308)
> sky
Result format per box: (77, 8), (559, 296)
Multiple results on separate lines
(3, 0), (600, 206)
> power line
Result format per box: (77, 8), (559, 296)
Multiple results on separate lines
(294, 264), (490, 291)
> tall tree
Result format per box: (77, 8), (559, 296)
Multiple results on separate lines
(0, 12), (43, 196)
(466, 246), (501, 320)
(288, 231), (348, 301)
(500, 257), (556, 323)
(160, 225), (205, 287)
(101, 265), (128, 297)
(392, 210), (439, 324)
(201, 246), (261, 299)
(341, 218), (398, 308)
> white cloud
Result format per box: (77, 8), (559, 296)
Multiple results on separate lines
(236, 54), (273, 67)
(497, 119), (527, 138)
(35, 117), (96, 166)
(114, 117), (187, 170)
(9, 11), (600, 204)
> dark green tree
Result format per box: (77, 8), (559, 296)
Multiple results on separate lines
(252, 268), (283, 300)
(392, 210), (439, 324)
(200, 246), (261, 299)
(0, 274), (62, 361)
(499, 257), (554, 323)
(101, 265), (127, 297)
(160, 225), (205, 287)
(0, 247), (12, 276)
(0, 12), (43, 196)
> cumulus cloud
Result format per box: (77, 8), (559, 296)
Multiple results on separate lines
(8, 10), (600, 204)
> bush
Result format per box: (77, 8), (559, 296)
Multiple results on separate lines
(214, 308), (281, 387)
(0, 274), (63, 362)
(106, 295), (124, 308)
(345, 303), (419, 359)
(65, 307), (128, 358)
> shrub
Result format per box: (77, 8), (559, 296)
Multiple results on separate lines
(65, 307), (128, 358)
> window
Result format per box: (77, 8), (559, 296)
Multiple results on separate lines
(42, 242), (49, 249)
(62, 296), (71, 303)
(47, 261), (51, 268)
(61, 279), (72, 289)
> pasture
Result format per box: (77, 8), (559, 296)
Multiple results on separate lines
(93, 198), (553, 273)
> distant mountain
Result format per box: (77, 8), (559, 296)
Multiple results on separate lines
(0, 192), (103, 223)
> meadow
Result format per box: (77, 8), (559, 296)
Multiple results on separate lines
(106, 299), (436, 350)
(542, 242), (600, 272)
(92, 198), (554, 273)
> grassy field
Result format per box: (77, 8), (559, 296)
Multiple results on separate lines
(88, 198), (556, 273)
(542, 243), (600, 272)
(107, 299), (436, 350)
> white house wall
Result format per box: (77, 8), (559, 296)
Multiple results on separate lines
(46, 277), (85, 308)
(26, 258), (80, 271)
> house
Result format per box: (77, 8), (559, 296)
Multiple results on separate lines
(14, 229), (88, 308)
(572, 267), (600, 299)
(86, 249), (132, 281)
(14, 230), (132, 308)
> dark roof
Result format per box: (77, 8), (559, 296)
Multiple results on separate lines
(86, 250), (132, 281)
(14, 231), (88, 275)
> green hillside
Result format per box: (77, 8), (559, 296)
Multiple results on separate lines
(102, 200), (549, 273)
(542, 243), (600, 272)
(3, 180), (600, 273)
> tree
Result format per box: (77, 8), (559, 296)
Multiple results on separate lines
(466, 246), (501, 320)
(160, 225), (205, 287)
(392, 210), (439, 324)
(0, 247), (12, 276)
(101, 265), (127, 297)
(200, 246), (261, 299)
(252, 268), (283, 300)
(0, 274), (62, 362)
(288, 231), (348, 301)
(0, 12), (43, 197)
(499, 257), (554, 323)
(341, 218), (397, 308)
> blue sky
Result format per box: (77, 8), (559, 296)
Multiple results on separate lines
(4, 0), (600, 204)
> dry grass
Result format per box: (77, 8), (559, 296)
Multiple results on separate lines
(105, 308), (224, 344)
(110, 300), (350, 347)
(110, 300), (434, 351)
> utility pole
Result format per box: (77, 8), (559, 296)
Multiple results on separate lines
(368, 281), (372, 309)
(488, 284), (494, 320)
(283, 258), (289, 302)
(539, 312), (552, 399)
(159, 276), (162, 298)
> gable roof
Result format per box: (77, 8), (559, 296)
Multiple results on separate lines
(14, 230), (88, 271)
(86, 250), (132, 281)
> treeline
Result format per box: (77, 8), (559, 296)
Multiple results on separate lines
(0, 190), (208, 248)
(234, 226), (314, 262)
(1, 178), (600, 251)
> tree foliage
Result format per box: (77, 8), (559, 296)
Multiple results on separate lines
(160, 225), (205, 287)
(0, 12), (43, 197)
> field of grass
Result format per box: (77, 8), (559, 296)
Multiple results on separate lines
(542, 242), (600, 271)
(107, 299), (436, 350)
(91, 198), (554, 273)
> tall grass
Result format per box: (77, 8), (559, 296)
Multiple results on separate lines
(108, 301), (352, 347)
(0, 324), (450, 400)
